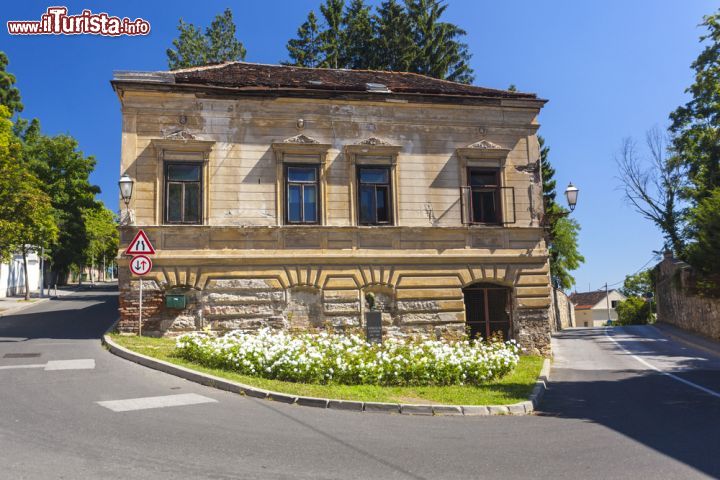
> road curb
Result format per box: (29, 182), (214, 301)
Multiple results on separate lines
(102, 334), (550, 417)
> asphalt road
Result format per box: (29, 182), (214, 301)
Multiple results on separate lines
(0, 286), (719, 479)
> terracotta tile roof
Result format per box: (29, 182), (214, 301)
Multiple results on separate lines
(170, 62), (538, 100)
(569, 290), (613, 310)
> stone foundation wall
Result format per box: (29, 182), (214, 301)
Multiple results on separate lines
(549, 288), (575, 331)
(656, 256), (720, 341)
(117, 258), (553, 355)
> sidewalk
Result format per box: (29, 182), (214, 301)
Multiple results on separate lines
(0, 285), (80, 317)
(653, 322), (720, 358)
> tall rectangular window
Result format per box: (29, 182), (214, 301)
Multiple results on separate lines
(165, 163), (202, 224)
(358, 166), (392, 225)
(468, 168), (500, 224)
(285, 165), (319, 224)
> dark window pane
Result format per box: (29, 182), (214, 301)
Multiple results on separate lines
(376, 187), (389, 222)
(184, 183), (200, 223)
(471, 190), (482, 223)
(288, 166), (317, 182)
(168, 183), (182, 222)
(304, 185), (317, 222)
(168, 164), (200, 181)
(359, 186), (375, 224)
(469, 170), (497, 187)
(359, 168), (389, 184)
(288, 185), (302, 222)
(481, 191), (497, 223)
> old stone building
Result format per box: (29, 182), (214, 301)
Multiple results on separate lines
(112, 62), (553, 355)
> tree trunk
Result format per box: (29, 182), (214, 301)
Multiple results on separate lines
(22, 250), (30, 301)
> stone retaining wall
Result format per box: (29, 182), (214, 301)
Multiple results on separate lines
(656, 255), (720, 341)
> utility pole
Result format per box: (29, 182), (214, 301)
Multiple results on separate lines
(605, 282), (612, 324)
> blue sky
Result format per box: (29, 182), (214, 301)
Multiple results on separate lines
(1, 1), (715, 292)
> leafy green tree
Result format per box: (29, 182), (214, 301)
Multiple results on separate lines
(540, 136), (584, 290)
(372, 0), (413, 72)
(82, 205), (119, 283)
(620, 269), (653, 298)
(405, 0), (473, 83)
(167, 9), (246, 70)
(15, 122), (100, 284)
(286, 11), (323, 68)
(685, 189), (720, 278)
(319, 0), (346, 68)
(0, 107), (57, 298)
(0, 106), (26, 262)
(616, 297), (652, 325)
(286, 0), (473, 82)
(0, 52), (23, 115)
(342, 0), (374, 69)
(669, 11), (720, 278)
(670, 11), (720, 206)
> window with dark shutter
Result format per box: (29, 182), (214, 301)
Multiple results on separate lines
(357, 166), (392, 225)
(468, 168), (501, 224)
(165, 163), (202, 224)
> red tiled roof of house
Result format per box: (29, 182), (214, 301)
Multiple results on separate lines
(169, 62), (539, 100)
(569, 290), (612, 310)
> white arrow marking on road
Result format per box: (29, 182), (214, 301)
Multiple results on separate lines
(96, 393), (218, 412)
(605, 329), (720, 400)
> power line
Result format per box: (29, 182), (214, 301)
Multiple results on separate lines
(590, 254), (659, 292)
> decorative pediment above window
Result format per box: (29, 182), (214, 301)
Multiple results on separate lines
(282, 133), (320, 144)
(151, 138), (215, 161)
(456, 139), (510, 160)
(272, 134), (330, 158)
(345, 137), (402, 157)
(162, 128), (196, 141)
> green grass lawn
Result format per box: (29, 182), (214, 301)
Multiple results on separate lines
(109, 334), (543, 405)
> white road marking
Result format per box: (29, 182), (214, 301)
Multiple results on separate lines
(605, 329), (720, 400)
(44, 359), (95, 370)
(96, 393), (218, 412)
(0, 364), (45, 370)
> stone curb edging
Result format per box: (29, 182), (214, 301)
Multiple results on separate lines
(102, 334), (550, 416)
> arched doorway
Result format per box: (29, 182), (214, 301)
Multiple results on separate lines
(462, 283), (512, 340)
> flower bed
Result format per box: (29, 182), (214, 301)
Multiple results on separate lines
(175, 329), (520, 387)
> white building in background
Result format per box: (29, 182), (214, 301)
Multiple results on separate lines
(0, 252), (40, 298)
(569, 290), (627, 327)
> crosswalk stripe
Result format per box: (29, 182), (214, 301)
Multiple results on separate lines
(0, 364), (45, 370)
(44, 359), (95, 370)
(96, 393), (218, 412)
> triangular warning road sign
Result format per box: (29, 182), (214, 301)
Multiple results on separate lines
(125, 229), (156, 255)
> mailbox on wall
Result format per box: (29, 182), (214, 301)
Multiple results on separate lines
(165, 292), (187, 309)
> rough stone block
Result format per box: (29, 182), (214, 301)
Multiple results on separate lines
(268, 393), (298, 404)
(487, 405), (510, 415)
(327, 400), (364, 411)
(364, 402), (400, 413)
(323, 301), (360, 314)
(432, 405), (463, 416)
(462, 406), (490, 416)
(400, 404), (434, 415)
(206, 278), (281, 290)
(296, 397), (329, 408)
(507, 403), (526, 415)
(204, 304), (275, 317)
(204, 291), (285, 304)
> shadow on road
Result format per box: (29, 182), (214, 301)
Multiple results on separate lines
(0, 284), (118, 341)
(542, 328), (720, 478)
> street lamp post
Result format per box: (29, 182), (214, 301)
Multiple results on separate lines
(118, 174), (134, 220)
(548, 182), (580, 330)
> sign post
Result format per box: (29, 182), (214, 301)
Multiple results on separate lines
(125, 230), (156, 336)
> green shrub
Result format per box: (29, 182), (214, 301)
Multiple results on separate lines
(616, 297), (652, 325)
